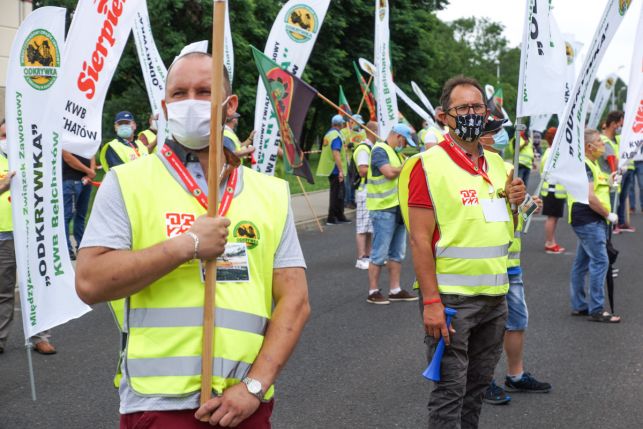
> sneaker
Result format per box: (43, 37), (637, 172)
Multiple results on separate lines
(367, 290), (390, 305)
(337, 217), (352, 224)
(616, 223), (636, 233)
(355, 259), (369, 270)
(388, 289), (418, 302)
(504, 372), (551, 393)
(483, 381), (511, 405)
(544, 244), (565, 254)
(326, 218), (338, 225)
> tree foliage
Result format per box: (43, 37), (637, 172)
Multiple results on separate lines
(34, 0), (526, 149)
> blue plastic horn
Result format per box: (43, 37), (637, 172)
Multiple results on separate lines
(422, 307), (457, 382)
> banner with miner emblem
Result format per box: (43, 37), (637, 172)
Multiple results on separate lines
(5, 7), (91, 339)
(588, 73), (618, 130)
(58, 0), (144, 158)
(252, 0), (331, 176)
(543, 0), (632, 204)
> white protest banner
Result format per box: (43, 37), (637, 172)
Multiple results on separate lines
(588, 73), (618, 129)
(374, 0), (398, 137)
(544, 0), (632, 204)
(516, 0), (566, 117)
(411, 81), (436, 117)
(563, 34), (583, 108)
(530, 114), (551, 132)
(619, 2), (643, 168)
(395, 85), (433, 125)
(132, 0), (167, 118)
(6, 7), (91, 339)
(253, 0), (330, 176)
(59, 0), (144, 158)
(223, 1), (234, 83)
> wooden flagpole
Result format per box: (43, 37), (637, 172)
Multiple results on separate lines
(296, 176), (324, 233)
(356, 75), (373, 116)
(317, 92), (383, 142)
(201, 0), (226, 408)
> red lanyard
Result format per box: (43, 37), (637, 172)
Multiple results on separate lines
(443, 134), (495, 193)
(162, 147), (238, 216)
(124, 139), (140, 157)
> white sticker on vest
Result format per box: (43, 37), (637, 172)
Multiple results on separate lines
(200, 242), (251, 283)
(481, 198), (510, 223)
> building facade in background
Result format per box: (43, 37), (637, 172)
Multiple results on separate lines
(1, 0), (33, 121)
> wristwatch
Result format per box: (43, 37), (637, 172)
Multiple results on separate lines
(242, 377), (264, 400)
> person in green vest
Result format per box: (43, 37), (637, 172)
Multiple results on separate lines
(539, 133), (568, 254)
(568, 129), (620, 323)
(137, 113), (158, 153)
(316, 114), (350, 224)
(366, 123), (418, 304)
(479, 119), (551, 405)
(76, 51), (310, 427)
(0, 123), (57, 355)
(98, 111), (148, 172)
(344, 114), (367, 209)
(399, 76), (526, 427)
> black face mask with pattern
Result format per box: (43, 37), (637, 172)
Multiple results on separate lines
(452, 113), (485, 142)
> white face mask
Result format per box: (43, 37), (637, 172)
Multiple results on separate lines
(0, 138), (7, 156)
(167, 100), (212, 150)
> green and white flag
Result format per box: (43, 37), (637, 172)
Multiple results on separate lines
(5, 7), (91, 339)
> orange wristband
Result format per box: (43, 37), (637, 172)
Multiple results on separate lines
(423, 298), (442, 306)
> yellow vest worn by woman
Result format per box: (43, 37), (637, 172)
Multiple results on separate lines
(399, 144), (513, 296)
(113, 154), (289, 399)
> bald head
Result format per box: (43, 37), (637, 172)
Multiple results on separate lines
(165, 53), (232, 101)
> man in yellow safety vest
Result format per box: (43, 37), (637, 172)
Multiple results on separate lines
(99, 111), (148, 172)
(399, 76), (526, 427)
(316, 115), (350, 224)
(76, 51), (310, 428)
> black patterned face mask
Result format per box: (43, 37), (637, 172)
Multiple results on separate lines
(452, 113), (485, 142)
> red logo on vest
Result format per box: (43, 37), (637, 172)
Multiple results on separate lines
(460, 190), (479, 206)
(165, 213), (195, 238)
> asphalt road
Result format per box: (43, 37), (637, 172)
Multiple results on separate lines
(1, 204), (642, 428)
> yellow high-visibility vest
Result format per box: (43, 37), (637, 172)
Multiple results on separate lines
(316, 129), (346, 176)
(99, 138), (148, 172)
(567, 158), (611, 224)
(224, 127), (242, 152)
(399, 145), (513, 296)
(113, 155), (289, 398)
(137, 129), (157, 152)
(539, 148), (567, 199)
(352, 143), (372, 191)
(366, 142), (402, 211)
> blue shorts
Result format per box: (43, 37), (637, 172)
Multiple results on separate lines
(369, 209), (406, 266)
(506, 272), (528, 331)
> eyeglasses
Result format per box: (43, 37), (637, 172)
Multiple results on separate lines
(448, 103), (487, 116)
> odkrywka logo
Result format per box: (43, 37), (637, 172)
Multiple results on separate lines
(285, 5), (319, 43)
(20, 29), (60, 91)
(460, 190), (479, 206)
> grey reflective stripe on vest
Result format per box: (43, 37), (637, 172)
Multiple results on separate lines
(127, 356), (251, 380)
(368, 177), (389, 186)
(436, 244), (509, 259)
(437, 273), (509, 287)
(508, 252), (521, 260)
(367, 186), (397, 199)
(129, 307), (267, 336)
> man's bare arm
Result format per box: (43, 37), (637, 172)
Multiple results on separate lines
(248, 267), (310, 388)
(379, 163), (402, 179)
(76, 216), (230, 304)
(63, 150), (94, 177)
